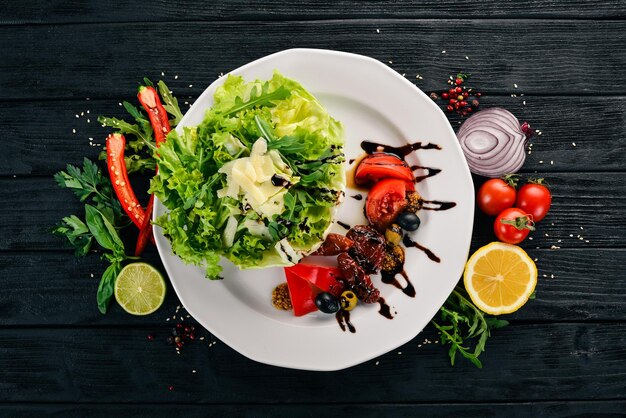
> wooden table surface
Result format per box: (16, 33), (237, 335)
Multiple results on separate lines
(1, 1), (625, 416)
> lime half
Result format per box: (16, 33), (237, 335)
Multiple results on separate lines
(114, 263), (166, 315)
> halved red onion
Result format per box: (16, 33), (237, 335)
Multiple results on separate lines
(457, 108), (532, 177)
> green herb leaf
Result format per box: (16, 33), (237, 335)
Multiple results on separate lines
(224, 84), (290, 118)
(97, 261), (121, 314)
(85, 204), (124, 252)
(431, 287), (508, 368)
(157, 80), (183, 127)
(50, 215), (93, 257)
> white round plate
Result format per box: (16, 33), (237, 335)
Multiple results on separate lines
(154, 48), (474, 371)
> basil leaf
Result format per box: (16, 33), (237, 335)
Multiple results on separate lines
(97, 261), (121, 314)
(85, 204), (124, 251)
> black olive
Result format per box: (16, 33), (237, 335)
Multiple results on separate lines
(315, 292), (340, 314)
(397, 212), (421, 231)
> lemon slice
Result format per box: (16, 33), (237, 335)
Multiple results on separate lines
(464, 242), (537, 315)
(114, 263), (166, 315)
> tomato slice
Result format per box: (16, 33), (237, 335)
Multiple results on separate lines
(365, 178), (414, 231)
(355, 153), (414, 185)
(284, 264), (344, 316)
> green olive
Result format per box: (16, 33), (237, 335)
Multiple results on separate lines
(340, 290), (358, 311)
(385, 224), (403, 245)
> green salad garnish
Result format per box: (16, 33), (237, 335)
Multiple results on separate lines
(150, 72), (345, 278)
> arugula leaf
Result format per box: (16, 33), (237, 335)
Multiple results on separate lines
(223, 83), (290, 118)
(431, 287), (509, 368)
(50, 215), (93, 257)
(157, 80), (183, 126)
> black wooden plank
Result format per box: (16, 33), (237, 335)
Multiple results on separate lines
(0, 324), (623, 402)
(2, 401), (626, 418)
(0, 248), (623, 326)
(1, 172), (621, 252)
(2, 95), (623, 176)
(1, 21), (625, 100)
(2, 0), (626, 25)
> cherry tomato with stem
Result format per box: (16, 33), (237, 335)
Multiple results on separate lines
(516, 178), (552, 222)
(494, 207), (535, 244)
(477, 174), (518, 216)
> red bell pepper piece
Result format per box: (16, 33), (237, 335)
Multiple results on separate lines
(137, 86), (171, 146)
(284, 264), (345, 317)
(106, 133), (146, 229)
(134, 194), (155, 256)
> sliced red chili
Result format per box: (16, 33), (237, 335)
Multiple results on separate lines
(134, 194), (154, 256)
(137, 86), (171, 146)
(106, 133), (145, 229)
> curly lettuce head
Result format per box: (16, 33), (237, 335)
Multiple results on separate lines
(150, 72), (345, 278)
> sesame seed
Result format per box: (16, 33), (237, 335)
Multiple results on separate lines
(550, 245), (561, 249)
(441, 50), (446, 54)
(523, 100), (526, 105)
(528, 237), (533, 240)
(87, 119), (90, 123)
(514, 84), (518, 88)
(569, 234), (574, 237)
(75, 114), (79, 118)
(375, 361), (380, 365)
(543, 274), (547, 277)
(539, 160), (544, 164)
(580, 226), (584, 230)
(418, 344), (422, 348)
(550, 274), (554, 278)
(388, 60), (393, 64)
(572, 142), (576, 147)
(189, 84), (193, 88)
(538, 131), (543, 136)
(90, 273), (94, 278)
(166, 318), (170, 321)
(550, 160), (554, 165)
(118, 102), (122, 106)
(585, 240), (590, 243)
(558, 240), (562, 243)
(376, 29), (380, 33)
(465, 56), (469, 60)
(72, 129), (76, 134)
(85, 97), (90, 100)
(397, 351), (402, 355)
(175, 75), (179, 79)
(86, 110), (90, 114)
(192, 370), (196, 373)
(161, 71), (165, 76)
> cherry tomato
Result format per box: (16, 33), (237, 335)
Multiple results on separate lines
(355, 153), (414, 185)
(477, 177), (517, 216)
(516, 180), (552, 222)
(494, 208), (535, 244)
(365, 178), (414, 231)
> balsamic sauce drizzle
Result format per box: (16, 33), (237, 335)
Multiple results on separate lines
(402, 235), (441, 263)
(336, 221), (351, 230)
(377, 297), (394, 319)
(361, 140), (441, 157)
(351, 194), (363, 201)
(411, 165), (442, 183)
(420, 199), (457, 211)
(381, 270), (417, 298)
(336, 310), (356, 333)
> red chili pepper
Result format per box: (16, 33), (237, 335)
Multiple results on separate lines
(137, 86), (171, 146)
(284, 264), (344, 317)
(134, 194), (155, 256)
(106, 133), (146, 229)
